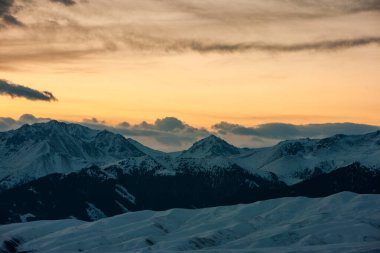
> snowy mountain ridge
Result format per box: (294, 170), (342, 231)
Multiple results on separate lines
(233, 130), (380, 184)
(0, 121), (145, 189)
(180, 134), (241, 158)
(1, 121), (380, 190)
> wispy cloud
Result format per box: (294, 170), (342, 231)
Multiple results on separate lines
(166, 37), (380, 53)
(0, 79), (57, 101)
(154, 0), (380, 28)
(0, 0), (378, 71)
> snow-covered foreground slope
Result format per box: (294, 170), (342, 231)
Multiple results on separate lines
(1, 192), (379, 253)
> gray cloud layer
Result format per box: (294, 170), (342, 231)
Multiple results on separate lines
(304, 0), (380, 14)
(0, 0), (378, 73)
(0, 79), (57, 101)
(0, 114), (51, 131)
(1, 0), (379, 67)
(83, 117), (210, 148)
(167, 37), (380, 54)
(0, 115), (209, 150)
(1, 114), (379, 151)
(213, 121), (380, 140)
(50, 0), (76, 6)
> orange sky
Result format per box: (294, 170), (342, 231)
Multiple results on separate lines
(1, 0), (380, 129)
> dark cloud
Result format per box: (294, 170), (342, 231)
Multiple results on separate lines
(1, 0), (77, 28)
(50, 0), (76, 6)
(213, 121), (380, 140)
(171, 37), (380, 54)
(154, 117), (185, 131)
(0, 79), (57, 101)
(82, 117), (105, 124)
(0, 0), (22, 27)
(118, 122), (130, 128)
(2, 14), (23, 26)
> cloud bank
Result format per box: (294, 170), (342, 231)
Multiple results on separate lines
(1, 114), (379, 151)
(0, 79), (57, 101)
(82, 117), (210, 150)
(0, 114), (51, 131)
(213, 121), (380, 146)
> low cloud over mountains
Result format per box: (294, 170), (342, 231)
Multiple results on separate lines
(1, 114), (379, 151)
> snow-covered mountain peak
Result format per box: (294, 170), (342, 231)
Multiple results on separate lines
(234, 131), (380, 185)
(315, 131), (380, 151)
(180, 134), (241, 158)
(203, 134), (222, 141)
(7, 120), (98, 143)
(0, 121), (147, 190)
(263, 138), (320, 161)
(92, 130), (144, 158)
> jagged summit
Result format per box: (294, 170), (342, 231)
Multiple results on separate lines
(11, 120), (98, 141)
(180, 134), (241, 158)
(3, 120), (143, 156)
(0, 121), (146, 189)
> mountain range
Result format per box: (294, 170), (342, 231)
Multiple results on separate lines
(0, 121), (379, 223)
